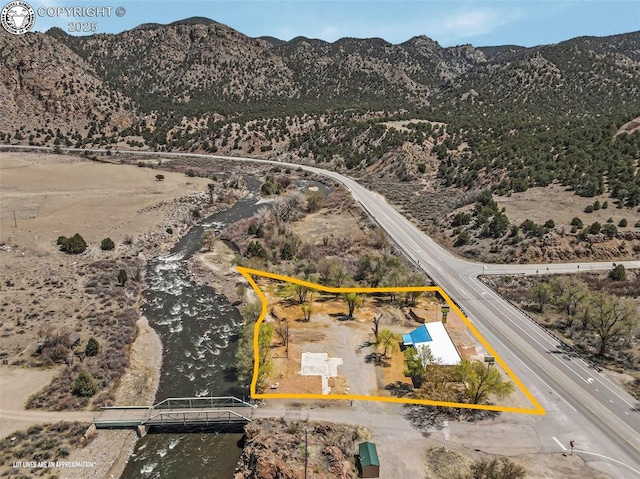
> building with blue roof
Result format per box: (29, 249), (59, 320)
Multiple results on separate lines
(402, 322), (462, 365)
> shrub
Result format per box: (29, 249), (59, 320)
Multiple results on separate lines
(452, 212), (472, 227)
(570, 217), (583, 228)
(100, 238), (115, 251)
(57, 233), (87, 254)
(85, 337), (99, 357)
(587, 222), (601, 234)
(619, 218), (628, 227)
(544, 219), (555, 229)
(602, 223), (617, 239)
(306, 190), (325, 213)
(155, 174), (164, 181)
(609, 264), (626, 281)
(602, 201), (608, 209)
(117, 269), (128, 286)
(280, 241), (296, 260)
(417, 163), (426, 174)
(584, 205), (594, 213)
(192, 208), (201, 219)
(454, 230), (470, 247)
(593, 200), (601, 210)
(470, 457), (526, 479)
(72, 372), (97, 397)
(247, 240), (267, 258)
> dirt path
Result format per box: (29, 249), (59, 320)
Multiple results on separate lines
(0, 367), (97, 432)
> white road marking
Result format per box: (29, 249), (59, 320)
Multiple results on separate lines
(588, 378), (594, 384)
(553, 436), (567, 451)
(574, 450), (640, 476)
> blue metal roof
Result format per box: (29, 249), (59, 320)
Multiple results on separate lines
(402, 325), (432, 345)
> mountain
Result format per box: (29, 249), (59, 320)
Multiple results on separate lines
(43, 19), (492, 116)
(0, 29), (135, 142)
(1, 18), (638, 201)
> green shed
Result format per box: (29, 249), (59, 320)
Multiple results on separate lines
(357, 441), (380, 478)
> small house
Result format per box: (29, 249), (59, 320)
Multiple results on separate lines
(402, 322), (461, 365)
(358, 441), (380, 478)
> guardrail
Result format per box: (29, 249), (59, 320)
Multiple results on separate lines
(152, 396), (256, 410)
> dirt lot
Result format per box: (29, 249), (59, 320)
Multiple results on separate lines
(263, 290), (419, 397)
(253, 280), (529, 409)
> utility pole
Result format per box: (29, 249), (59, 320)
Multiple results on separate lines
(13, 211), (17, 228)
(304, 427), (308, 479)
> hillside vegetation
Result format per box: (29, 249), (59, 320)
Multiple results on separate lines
(1, 21), (639, 261)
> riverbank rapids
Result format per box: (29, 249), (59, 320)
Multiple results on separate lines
(0, 152), (245, 478)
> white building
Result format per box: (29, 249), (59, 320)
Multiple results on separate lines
(402, 322), (462, 365)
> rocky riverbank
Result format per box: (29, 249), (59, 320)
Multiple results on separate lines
(58, 191), (248, 479)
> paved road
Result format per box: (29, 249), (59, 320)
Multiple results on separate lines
(5, 146), (640, 477)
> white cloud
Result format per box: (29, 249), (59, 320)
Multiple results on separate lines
(424, 7), (521, 44)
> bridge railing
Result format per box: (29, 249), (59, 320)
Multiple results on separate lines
(152, 396), (256, 410)
(142, 409), (252, 426)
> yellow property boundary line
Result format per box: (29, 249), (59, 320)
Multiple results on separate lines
(237, 266), (545, 415)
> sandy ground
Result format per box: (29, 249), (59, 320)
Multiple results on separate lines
(188, 239), (244, 303)
(0, 367), (61, 436)
(113, 315), (162, 406)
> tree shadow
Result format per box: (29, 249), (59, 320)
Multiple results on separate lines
(364, 352), (390, 367)
(385, 381), (413, 398)
(403, 403), (500, 435)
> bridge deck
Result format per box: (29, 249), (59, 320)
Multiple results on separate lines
(95, 407), (255, 428)
(93, 397), (256, 429)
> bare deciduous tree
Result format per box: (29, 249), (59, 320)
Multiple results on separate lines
(272, 192), (305, 224)
(372, 314), (382, 340)
(588, 293), (638, 357)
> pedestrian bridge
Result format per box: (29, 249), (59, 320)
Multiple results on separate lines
(93, 396), (256, 430)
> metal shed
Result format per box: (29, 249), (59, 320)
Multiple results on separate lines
(358, 441), (380, 478)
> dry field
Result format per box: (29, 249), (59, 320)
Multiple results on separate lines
(0, 151), (215, 415)
(496, 183), (640, 232)
(0, 152), (211, 360)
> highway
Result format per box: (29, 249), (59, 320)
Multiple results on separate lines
(5, 145), (640, 477)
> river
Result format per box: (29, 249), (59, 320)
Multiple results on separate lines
(120, 178), (330, 479)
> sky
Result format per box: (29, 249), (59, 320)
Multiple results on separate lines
(26, 0), (640, 47)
